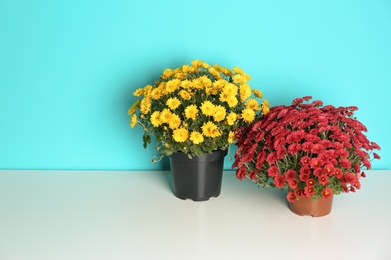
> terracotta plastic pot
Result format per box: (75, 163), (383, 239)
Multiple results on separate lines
(289, 196), (333, 217)
(169, 150), (226, 201)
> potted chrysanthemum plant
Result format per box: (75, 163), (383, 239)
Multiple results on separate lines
(233, 96), (381, 216)
(128, 60), (269, 201)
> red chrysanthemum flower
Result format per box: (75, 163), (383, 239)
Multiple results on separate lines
(352, 179), (361, 189)
(288, 179), (298, 189)
(331, 142), (344, 150)
(288, 143), (301, 155)
(340, 158), (352, 169)
(313, 168), (323, 177)
(363, 159), (372, 169)
(299, 172), (310, 182)
(268, 165), (279, 177)
(236, 166), (247, 181)
(318, 139), (331, 148)
(321, 187), (333, 199)
(318, 174), (329, 185)
(344, 172), (356, 184)
(274, 174), (285, 188)
(301, 141), (313, 153)
(255, 130), (265, 142)
(336, 149), (349, 158)
(371, 142), (381, 150)
(285, 169), (296, 180)
(306, 134), (321, 143)
(255, 160), (263, 170)
(311, 143), (325, 154)
(256, 150), (266, 165)
(276, 148), (287, 160)
(294, 189), (304, 198)
(304, 186), (315, 197)
(334, 168), (343, 179)
(310, 158), (321, 169)
(300, 156), (311, 165)
(324, 164), (334, 175)
(292, 97), (304, 106)
(286, 191), (297, 202)
(266, 152), (277, 165)
(354, 164), (360, 173)
(306, 178), (315, 187)
(299, 165), (311, 175)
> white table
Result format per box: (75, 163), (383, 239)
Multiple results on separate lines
(0, 170), (390, 260)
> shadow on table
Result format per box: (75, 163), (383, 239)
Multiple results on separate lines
(223, 170), (288, 207)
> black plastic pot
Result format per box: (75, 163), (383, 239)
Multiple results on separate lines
(170, 150), (226, 201)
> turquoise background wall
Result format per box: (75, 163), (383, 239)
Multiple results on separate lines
(0, 0), (390, 170)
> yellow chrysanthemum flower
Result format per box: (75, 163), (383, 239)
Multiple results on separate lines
(158, 81), (167, 90)
(202, 61), (210, 68)
(174, 72), (186, 80)
(206, 85), (219, 96)
(172, 127), (189, 143)
(133, 88), (144, 97)
(223, 83), (238, 96)
(226, 112), (237, 126)
(181, 79), (193, 89)
(242, 108), (256, 123)
(150, 88), (163, 100)
(150, 111), (162, 127)
(246, 99), (261, 111)
(185, 105), (199, 120)
(168, 113), (181, 129)
(192, 78), (204, 89)
(160, 108), (172, 123)
(202, 121), (221, 138)
(130, 114), (137, 128)
(239, 84), (251, 101)
(127, 100), (140, 115)
(262, 99), (270, 115)
(190, 131), (204, 144)
(162, 69), (174, 79)
(166, 79), (181, 93)
(219, 92), (229, 103)
(227, 96), (238, 108)
(166, 97), (181, 110)
(232, 74), (247, 85)
(213, 105), (226, 122)
(179, 90), (192, 100)
(228, 131), (235, 143)
(140, 97), (151, 114)
(220, 67), (232, 76)
(213, 79), (228, 91)
(143, 85), (153, 97)
(233, 66), (245, 75)
(200, 75), (213, 88)
(191, 60), (203, 70)
(181, 64), (192, 73)
(208, 67), (221, 80)
(253, 89), (263, 98)
(200, 101), (215, 116)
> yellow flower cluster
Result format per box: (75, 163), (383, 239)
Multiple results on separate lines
(128, 60), (269, 158)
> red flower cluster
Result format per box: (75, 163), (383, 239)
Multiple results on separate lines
(233, 96), (381, 201)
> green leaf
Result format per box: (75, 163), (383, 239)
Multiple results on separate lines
(143, 132), (151, 149)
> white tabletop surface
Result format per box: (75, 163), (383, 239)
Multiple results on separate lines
(0, 170), (390, 260)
